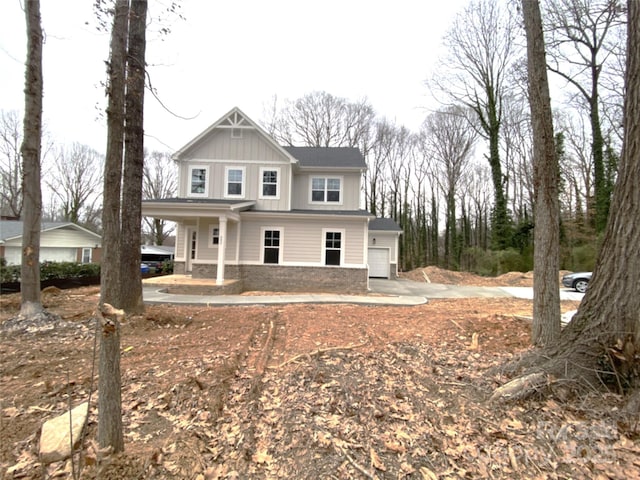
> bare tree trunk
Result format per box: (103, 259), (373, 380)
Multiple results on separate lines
(19, 0), (44, 317)
(119, 0), (147, 314)
(98, 0), (129, 453)
(522, 0), (561, 346)
(100, 0), (128, 308)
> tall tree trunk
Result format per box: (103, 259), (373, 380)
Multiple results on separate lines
(522, 0), (561, 346)
(119, 0), (147, 314)
(100, 0), (128, 308)
(98, 0), (129, 454)
(19, 0), (44, 318)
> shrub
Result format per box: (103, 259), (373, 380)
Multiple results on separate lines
(462, 248), (529, 277)
(161, 259), (174, 274)
(0, 258), (20, 283)
(0, 261), (101, 283)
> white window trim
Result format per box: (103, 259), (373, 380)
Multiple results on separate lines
(208, 224), (220, 248)
(322, 228), (345, 266)
(260, 226), (283, 264)
(188, 165), (209, 197)
(259, 167), (281, 200)
(224, 166), (246, 199)
(81, 247), (92, 263)
(310, 175), (343, 205)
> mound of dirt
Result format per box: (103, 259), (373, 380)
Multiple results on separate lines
(401, 266), (570, 287)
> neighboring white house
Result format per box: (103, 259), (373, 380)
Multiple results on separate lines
(141, 107), (401, 293)
(0, 221), (102, 265)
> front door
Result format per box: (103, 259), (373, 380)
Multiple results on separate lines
(186, 228), (197, 273)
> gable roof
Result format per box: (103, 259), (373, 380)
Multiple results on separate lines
(283, 146), (366, 169)
(369, 217), (403, 232)
(0, 220), (101, 243)
(172, 106), (297, 163)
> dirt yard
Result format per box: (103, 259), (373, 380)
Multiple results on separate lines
(0, 268), (638, 479)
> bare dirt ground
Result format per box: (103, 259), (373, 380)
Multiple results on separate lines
(1, 268), (638, 479)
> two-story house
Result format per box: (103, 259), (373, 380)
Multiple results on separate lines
(142, 107), (401, 293)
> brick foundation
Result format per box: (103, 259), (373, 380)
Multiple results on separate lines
(173, 261), (186, 274)
(178, 263), (368, 294)
(240, 265), (368, 294)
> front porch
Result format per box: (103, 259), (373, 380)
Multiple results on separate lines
(142, 275), (243, 295)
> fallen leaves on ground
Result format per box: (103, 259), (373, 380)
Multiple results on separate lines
(0, 279), (637, 479)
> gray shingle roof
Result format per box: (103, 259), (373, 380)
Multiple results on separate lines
(369, 218), (402, 232)
(283, 147), (366, 169)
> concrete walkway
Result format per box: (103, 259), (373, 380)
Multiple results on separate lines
(143, 277), (584, 307)
(143, 286), (428, 306)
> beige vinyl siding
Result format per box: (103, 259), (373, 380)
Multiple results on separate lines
(175, 222), (192, 261)
(291, 172), (362, 210)
(368, 232), (398, 263)
(239, 215), (367, 266)
(197, 222), (239, 262)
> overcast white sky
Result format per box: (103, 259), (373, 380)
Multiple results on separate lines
(1, 0), (468, 154)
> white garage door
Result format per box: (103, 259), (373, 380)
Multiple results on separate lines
(368, 248), (389, 278)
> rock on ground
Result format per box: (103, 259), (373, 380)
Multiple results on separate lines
(39, 402), (89, 464)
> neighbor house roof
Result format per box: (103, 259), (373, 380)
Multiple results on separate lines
(0, 220), (101, 243)
(369, 218), (403, 232)
(283, 146), (366, 169)
(141, 245), (175, 256)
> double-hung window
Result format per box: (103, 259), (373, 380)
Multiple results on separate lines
(82, 247), (92, 264)
(260, 168), (279, 198)
(225, 166), (245, 198)
(209, 225), (220, 247)
(311, 177), (341, 203)
(324, 231), (342, 266)
(189, 166), (209, 196)
(263, 229), (281, 264)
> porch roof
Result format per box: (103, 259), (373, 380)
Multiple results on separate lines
(142, 198), (255, 222)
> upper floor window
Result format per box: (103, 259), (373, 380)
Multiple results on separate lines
(311, 177), (341, 203)
(225, 166), (245, 198)
(260, 168), (280, 199)
(189, 166), (209, 197)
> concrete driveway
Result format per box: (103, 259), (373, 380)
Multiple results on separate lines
(368, 278), (585, 301)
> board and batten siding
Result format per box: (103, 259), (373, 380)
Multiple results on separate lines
(239, 216), (367, 266)
(179, 128), (293, 211)
(187, 129), (287, 162)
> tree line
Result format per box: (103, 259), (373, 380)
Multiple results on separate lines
(3, 0), (624, 277)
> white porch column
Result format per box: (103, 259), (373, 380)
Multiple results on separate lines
(216, 215), (227, 285)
